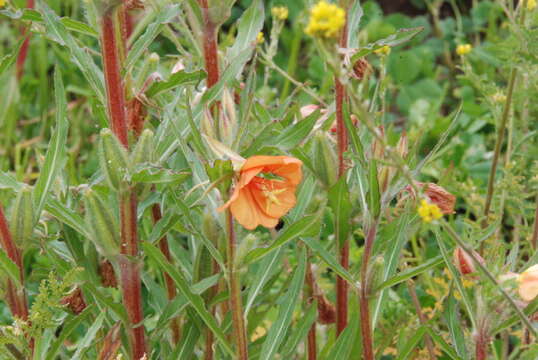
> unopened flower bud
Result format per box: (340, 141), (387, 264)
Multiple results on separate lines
(312, 131), (337, 188)
(352, 57), (371, 80)
(149, 52), (160, 63)
(518, 264), (538, 302)
(98, 128), (130, 191)
(99, 259), (118, 288)
(83, 189), (120, 258)
(172, 60), (185, 74)
(406, 182), (456, 215)
(10, 185), (34, 246)
(371, 125), (385, 160)
(316, 292), (336, 324)
(130, 129), (154, 166)
(396, 131), (408, 159)
(453, 247), (485, 275)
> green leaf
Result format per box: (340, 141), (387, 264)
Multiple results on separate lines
(0, 39), (24, 77)
(259, 247), (307, 360)
(0, 171), (23, 191)
(39, 2), (105, 102)
(280, 302), (318, 357)
(368, 160), (381, 217)
(143, 242), (235, 357)
(245, 247), (284, 315)
(170, 322), (200, 359)
(301, 237), (355, 284)
(227, 0), (264, 60)
(125, 4), (182, 72)
(425, 327), (463, 360)
(45, 198), (91, 239)
(46, 306), (94, 360)
(244, 215), (321, 264)
(445, 292), (468, 359)
(0, 249), (21, 286)
(71, 310), (106, 360)
(328, 177), (352, 247)
(347, 1), (364, 48)
(493, 297), (538, 335)
(376, 255), (443, 291)
(131, 166), (191, 185)
(351, 27), (425, 62)
(145, 70), (206, 97)
(33, 68), (68, 220)
(275, 109), (320, 150)
(323, 306), (359, 359)
(396, 326), (427, 360)
(343, 104), (366, 166)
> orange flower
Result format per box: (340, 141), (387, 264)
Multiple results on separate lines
(518, 264), (538, 302)
(219, 156), (303, 230)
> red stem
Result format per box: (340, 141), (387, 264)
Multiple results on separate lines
(15, 0), (35, 80)
(199, 0), (220, 88)
(475, 331), (488, 360)
(101, 12), (129, 148)
(101, 9), (147, 358)
(305, 261), (317, 360)
(119, 193), (146, 359)
(151, 204), (181, 344)
(359, 221), (377, 360)
(335, 13), (349, 337)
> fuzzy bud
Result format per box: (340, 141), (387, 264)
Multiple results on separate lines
(98, 128), (130, 191)
(130, 129), (155, 166)
(316, 293), (336, 324)
(99, 259), (118, 288)
(83, 189), (120, 258)
(312, 131), (338, 188)
(352, 57), (371, 80)
(10, 185), (34, 246)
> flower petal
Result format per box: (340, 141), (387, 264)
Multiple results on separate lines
(229, 185), (279, 230)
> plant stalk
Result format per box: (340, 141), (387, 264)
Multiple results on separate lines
(101, 10), (147, 358)
(16, 0), (35, 80)
(335, 8), (349, 337)
(199, 0), (220, 89)
(407, 280), (436, 359)
(305, 260), (317, 360)
(483, 68), (517, 224)
(226, 210), (248, 360)
(531, 196), (538, 250)
(475, 329), (488, 360)
(359, 220), (377, 360)
(151, 204), (181, 344)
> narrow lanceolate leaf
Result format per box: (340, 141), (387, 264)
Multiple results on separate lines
(0, 172), (23, 191)
(275, 109), (320, 150)
(71, 311), (106, 360)
(368, 159), (381, 218)
(145, 70), (206, 97)
(301, 237), (355, 284)
(245, 247), (284, 315)
(328, 177), (352, 247)
(10, 185), (34, 247)
(0, 39), (24, 77)
(130, 167), (190, 185)
(323, 306), (359, 360)
(33, 68), (68, 219)
(45, 198), (91, 239)
(124, 4), (182, 71)
(0, 248), (21, 286)
(259, 247), (307, 360)
(143, 242), (235, 357)
(244, 215), (321, 264)
(227, 0), (264, 60)
(396, 326), (427, 360)
(377, 255), (443, 291)
(281, 302), (318, 357)
(351, 27), (425, 61)
(346, 0), (364, 48)
(39, 2), (105, 102)
(46, 306), (94, 360)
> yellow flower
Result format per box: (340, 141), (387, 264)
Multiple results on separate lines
(256, 32), (265, 44)
(456, 44), (472, 56)
(374, 45), (391, 56)
(305, 1), (346, 39)
(418, 199), (443, 223)
(0, 0), (5, 7)
(527, 0), (537, 11)
(271, 6), (289, 21)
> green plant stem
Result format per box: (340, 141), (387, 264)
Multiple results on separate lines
(226, 210), (249, 360)
(335, 10), (349, 337)
(483, 68), (517, 225)
(532, 196), (538, 250)
(440, 220), (537, 337)
(359, 220), (377, 360)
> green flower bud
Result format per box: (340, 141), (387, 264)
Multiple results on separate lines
(83, 188), (120, 258)
(312, 131), (337, 188)
(10, 185), (34, 246)
(130, 129), (155, 166)
(235, 233), (258, 268)
(98, 128), (130, 191)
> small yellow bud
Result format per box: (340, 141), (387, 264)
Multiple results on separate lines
(256, 32), (265, 44)
(374, 45), (391, 56)
(527, 0), (537, 11)
(305, 1), (346, 39)
(456, 43), (472, 56)
(492, 92), (506, 103)
(271, 6), (289, 21)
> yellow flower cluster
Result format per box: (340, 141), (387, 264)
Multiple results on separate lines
(528, 0), (537, 11)
(271, 6), (289, 21)
(305, 1), (346, 39)
(0, 0), (5, 7)
(374, 45), (391, 56)
(456, 43), (472, 56)
(256, 32), (265, 44)
(418, 199), (443, 223)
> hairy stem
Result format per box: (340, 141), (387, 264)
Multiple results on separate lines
(359, 220), (377, 360)
(151, 204), (181, 344)
(475, 329), (488, 360)
(101, 9), (147, 358)
(305, 260), (317, 360)
(335, 8), (349, 337)
(199, 0), (220, 89)
(226, 210), (249, 360)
